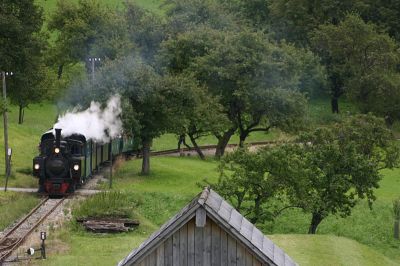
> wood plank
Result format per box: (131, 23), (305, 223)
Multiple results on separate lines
(273, 245), (285, 266)
(195, 225), (204, 266)
(220, 230), (228, 266)
(203, 218), (212, 265)
(229, 209), (243, 231)
(211, 221), (221, 266)
(237, 243), (245, 266)
(149, 253), (156, 266)
(218, 200), (234, 222)
(251, 228), (264, 250)
(156, 243), (165, 266)
(173, 231), (180, 266)
(164, 237), (173, 266)
(262, 237), (274, 259)
(245, 252), (253, 266)
(205, 190), (223, 210)
(179, 224), (188, 266)
(253, 257), (262, 266)
(188, 219), (195, 266)
(227, 234), (237, 266)
(239, 218), (254, 241)
(196, 208), (207, 227)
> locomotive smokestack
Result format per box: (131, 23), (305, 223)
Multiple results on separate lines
(55, 128), (61, 148)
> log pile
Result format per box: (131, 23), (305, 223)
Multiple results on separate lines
(77, 217), (140, 233)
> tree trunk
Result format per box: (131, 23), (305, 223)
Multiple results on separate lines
(215, 127), (236, 159)
(188, 134), (205, 160)
(395, 220), (399, 239)
(251, 196), (262, 224)
(141, 139), (151, 175)
(239, 131), (248, 148)
(18, 105), (24, 124)
(308, 212), (324, 234)
(331, 97), (339, 114)
(57, 64), (64, 80)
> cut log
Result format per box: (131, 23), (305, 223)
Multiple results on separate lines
(83, 221), (128, 233)
(77, 217), (140, 233)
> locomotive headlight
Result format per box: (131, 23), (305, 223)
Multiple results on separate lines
(54, 148), (60, 154)
(34, 163), (40, 170)
(73, 164), (79, 171)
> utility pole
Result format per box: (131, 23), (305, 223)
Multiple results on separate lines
(1, 71), (13, 192)
(109, 141), (112, 189)
(88, 57), (101, 84)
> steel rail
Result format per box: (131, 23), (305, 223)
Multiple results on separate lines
(0, 197), (65, 263)
(149, 140), (287, 156)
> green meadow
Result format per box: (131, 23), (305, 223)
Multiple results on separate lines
(35, 156), (400, 266)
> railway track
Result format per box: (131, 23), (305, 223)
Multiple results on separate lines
(150, 140), (285, 156)
(0, 197), (65, 263)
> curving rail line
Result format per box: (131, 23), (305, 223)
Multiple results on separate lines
(150, 140), (285, 156)
(0, 197), (65, 263)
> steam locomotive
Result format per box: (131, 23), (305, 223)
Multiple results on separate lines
(32, 128), (137, 195)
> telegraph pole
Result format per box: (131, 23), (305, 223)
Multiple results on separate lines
(88, 57), (101, 84)
(2, 71), (13, 191)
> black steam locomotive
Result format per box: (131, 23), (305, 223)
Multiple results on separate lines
(32, 128), (136, 195)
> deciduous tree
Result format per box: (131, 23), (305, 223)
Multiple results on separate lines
(0, 0), (47, 123)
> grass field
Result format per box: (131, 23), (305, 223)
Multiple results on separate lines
(34, 156), (400, 265)
(36, 0), (164, 18)
(270, 234), (398, 266)
(0, 192), (40, 231)
(0, 103), (57, 188)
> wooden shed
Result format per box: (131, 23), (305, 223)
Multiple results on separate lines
(118, 188), (297, 266)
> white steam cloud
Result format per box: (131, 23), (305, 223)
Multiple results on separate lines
(54, 95), (122, 143)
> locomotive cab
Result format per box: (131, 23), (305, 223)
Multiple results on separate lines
(33, 128), (86, 195)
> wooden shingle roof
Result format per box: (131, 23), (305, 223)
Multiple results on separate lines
(118, 187), (297, 266)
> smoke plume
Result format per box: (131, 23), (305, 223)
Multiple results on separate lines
(54, 95), (122, 143)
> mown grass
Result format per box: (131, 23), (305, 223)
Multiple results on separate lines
(35, 156), (400, 265)
(0, 103), (57, 188)
(270, 234), (398, 266)
(0, 192), (40, 231)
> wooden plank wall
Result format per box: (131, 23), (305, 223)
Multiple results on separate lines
(136, 217), (266, 266)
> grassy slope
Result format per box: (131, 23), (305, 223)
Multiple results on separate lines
(270, 234), (398, 266)
(0, 192), (40, 231)
(0, 103), (57, 188)
(37, 156), (399, 266)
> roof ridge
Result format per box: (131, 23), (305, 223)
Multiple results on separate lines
(197, 186), (210, 205)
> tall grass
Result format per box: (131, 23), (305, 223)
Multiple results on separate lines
(72, 192), (139, 220)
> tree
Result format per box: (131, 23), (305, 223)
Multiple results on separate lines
(61, 57), (172, 175)
(219, 0), (270, 29)
(212, 148), (284, 223)
(0, 0), (47, 123)
(268, 0), (360, 46)
(358, 0), (400, 42)
(124, 2), (165, 61)
(311, 14), (400, 116)
(212, 114), (399, 233)
(162, 74), (229, 160)
(48, 0), (129, 78)
(164, 0), (238, 34)
(161, 27), (324, 156)
(283, 114), (399, 233)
